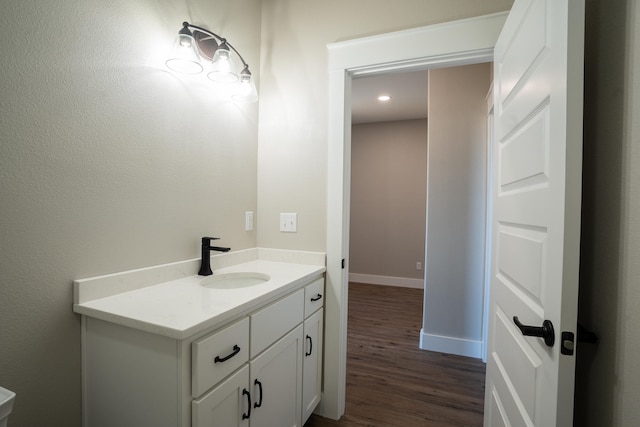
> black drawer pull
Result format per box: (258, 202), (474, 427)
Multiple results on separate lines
(242, 389), (251, 420)
(305, 335), (313, 357)
(310, 293), (322, 302)
(254, 379), (263, 408)
(214, 344), (241, 363)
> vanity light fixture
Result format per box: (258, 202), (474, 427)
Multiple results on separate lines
(378, 95), (391, 101)
(166, 21), (258, 103)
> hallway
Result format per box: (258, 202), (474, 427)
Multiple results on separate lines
(305, 282), (486, 427)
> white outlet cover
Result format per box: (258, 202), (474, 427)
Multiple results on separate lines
(245, 211), (254, 231)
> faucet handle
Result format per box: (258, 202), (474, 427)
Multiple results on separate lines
(202, 236), (220, 245)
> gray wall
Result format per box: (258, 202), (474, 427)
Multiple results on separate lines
(349, 119), (427, 281)
(422, 63), (491, 350)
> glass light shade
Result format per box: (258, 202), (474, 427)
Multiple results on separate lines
(166, 34), (203, 74)
(207, 46), (238, 83)
(231, 71), (258, 103)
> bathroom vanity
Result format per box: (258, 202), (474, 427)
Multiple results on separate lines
(73, 248), (325, 427)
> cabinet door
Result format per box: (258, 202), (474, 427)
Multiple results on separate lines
(250, 324), (304, 427)
(192, 365), (251, 427)
(302, 309), (323, 424)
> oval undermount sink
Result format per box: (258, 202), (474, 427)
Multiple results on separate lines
(200, 272), (271, 289)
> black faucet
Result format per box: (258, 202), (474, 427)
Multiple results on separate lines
(198, 237), (231, 276)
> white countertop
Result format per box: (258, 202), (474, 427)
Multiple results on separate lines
(73, 249), (325, 340)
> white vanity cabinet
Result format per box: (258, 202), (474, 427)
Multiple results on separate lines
(192, 325), (304, 427)
(81, 275), (324, 427)
(192, 277), (326, 427)
(193, 289), (305, 427)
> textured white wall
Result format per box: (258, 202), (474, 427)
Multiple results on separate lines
(0, 1), (260, 426)
(422, 63), (490, 344)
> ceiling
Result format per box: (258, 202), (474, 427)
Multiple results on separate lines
(351, 69), (429, 124)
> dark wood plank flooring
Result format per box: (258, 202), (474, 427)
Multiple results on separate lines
(305, 282), (486, 427)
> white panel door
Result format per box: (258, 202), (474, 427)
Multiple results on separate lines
(484, 0), (584, 426)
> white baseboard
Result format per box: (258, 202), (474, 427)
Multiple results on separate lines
(348, 273), (424, 289)
(420, 329), (483, 359)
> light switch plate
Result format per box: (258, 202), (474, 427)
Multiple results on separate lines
(280, 213), (297, 232)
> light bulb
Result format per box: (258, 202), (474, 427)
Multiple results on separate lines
(231, 68), (258, 103)
(207, 43), (238, 83)
(166, 32), (203, 74)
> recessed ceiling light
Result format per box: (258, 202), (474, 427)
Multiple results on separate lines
(378, 95), (391, 101)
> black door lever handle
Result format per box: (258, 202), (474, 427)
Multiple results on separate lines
(513, 316), (555, 347)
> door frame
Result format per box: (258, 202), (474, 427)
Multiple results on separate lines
(321, 12), (509, 420)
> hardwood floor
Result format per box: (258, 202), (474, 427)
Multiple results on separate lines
(305, 282), (486, 427)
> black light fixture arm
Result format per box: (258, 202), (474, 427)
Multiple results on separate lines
(183, 21), (250, 69)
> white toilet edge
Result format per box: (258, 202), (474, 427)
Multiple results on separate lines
(0, 386), (15, 420)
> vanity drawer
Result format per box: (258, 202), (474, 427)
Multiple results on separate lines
(304, 277), (325, 317)
(192, 317), (249, 397)
(250, 289), (304, 358)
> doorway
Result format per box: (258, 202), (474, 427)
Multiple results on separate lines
(349, 69), (428, 291)
(321, 12), (508, 420)
(349, 63), (491, 361)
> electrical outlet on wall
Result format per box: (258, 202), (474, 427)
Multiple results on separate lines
(416, 262), (422, 271)
(280, 213), (297, 232)
(245, 211), (253, 231)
